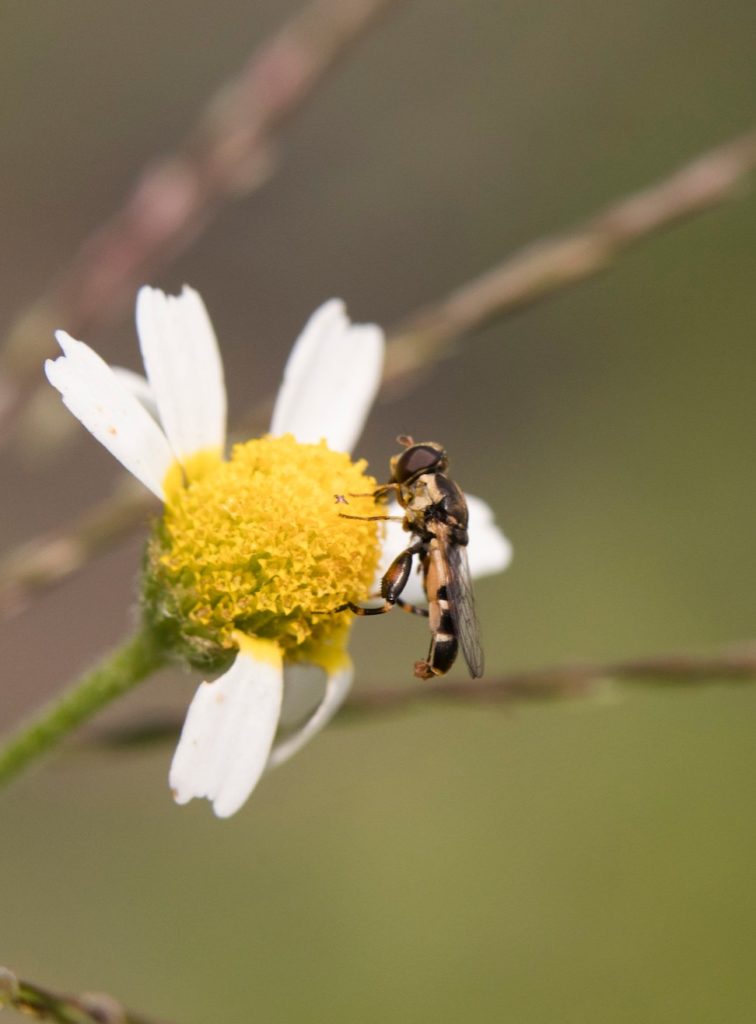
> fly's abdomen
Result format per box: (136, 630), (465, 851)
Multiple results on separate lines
(414, 553), (459, 679)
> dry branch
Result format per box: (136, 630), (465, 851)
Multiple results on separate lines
(0, 480), (156, 618)
(343, 646), (756, 712)
(95, 644), (756, 749)
(0, 0), (402, 438)
(381, 127), (756, 386)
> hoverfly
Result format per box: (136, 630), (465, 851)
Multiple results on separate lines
(336, 436), (484, 680)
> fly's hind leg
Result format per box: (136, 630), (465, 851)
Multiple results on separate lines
(380, 539), (425, 604)
(326, 540), (426, 617)
(396, 597), (429, 618)
(330, 593), (429, 619)
(330, 600), (393, 616)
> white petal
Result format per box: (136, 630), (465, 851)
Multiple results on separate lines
(374, 493), (512, 605)
(169, 640), (283, 818)
(266, 657), (353, 771)
(136, 285), (227, 461)
(112, 367), (159, 421)
(465, 494), (513, 578)
(277, 661), (327, 729)
(269, 299), (384, 453)
(45, 331), (174, 499)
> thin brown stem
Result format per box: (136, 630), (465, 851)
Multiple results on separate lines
(0, 967), (173, 1024)
(0, 479), (157, 618)
(0, 0), (402, 439)
(381, 127), (756, 387)
(2, 127), (756, 617)
(344, 646), (756, 713)
(94, 643), (756, 749)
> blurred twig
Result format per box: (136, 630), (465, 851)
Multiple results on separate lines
(344, 646), (756, 712)
(95, 644), (756, 749)
(0, 479), (157, 618)
(0, 0), (402, 440)
(2, 127), (756, 619)
(382, 127), (756, 387)
(0, 966), (173, 1024)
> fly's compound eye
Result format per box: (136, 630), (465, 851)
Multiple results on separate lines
(392, 443), (447, 483)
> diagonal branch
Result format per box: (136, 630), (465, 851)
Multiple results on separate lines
(0, 479), (157, 618)
(95, 643), (756, 749)
(342, 646), (756, 713)
(2, 126), (756, 619)
(381, 127), (756, 387)
(0, 0), (403, 440)
(0, 967), (174, 1024)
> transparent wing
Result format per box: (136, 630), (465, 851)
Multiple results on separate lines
(443, 536), (485, 678)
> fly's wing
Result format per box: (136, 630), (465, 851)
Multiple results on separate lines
(442, 533), (485, 678)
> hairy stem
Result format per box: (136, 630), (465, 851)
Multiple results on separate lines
(0, 628), (166, 789)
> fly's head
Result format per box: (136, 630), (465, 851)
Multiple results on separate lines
(389, 436), (448, 486)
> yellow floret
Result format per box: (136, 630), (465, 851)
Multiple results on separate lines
(142, 435), (381, 669)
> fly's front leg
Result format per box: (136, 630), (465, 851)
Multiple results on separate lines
(338, 512), (405, 524)
(372, 482), (399, 503)
(336, 489), (402, 524)
(334, 482), (399, 505)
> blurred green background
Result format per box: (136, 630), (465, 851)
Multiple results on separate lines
(2, 1), (756, 1021)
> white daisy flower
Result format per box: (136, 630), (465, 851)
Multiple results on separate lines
(45, 286), (511, 818)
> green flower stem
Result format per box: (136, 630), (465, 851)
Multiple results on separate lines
(0, 627), (166, 789)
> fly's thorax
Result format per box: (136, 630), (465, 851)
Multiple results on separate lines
(141, 434), (381, 669)
(430, 474), (469, 524)
(400, 472), (470, 535)
(398, 473), (435, 512)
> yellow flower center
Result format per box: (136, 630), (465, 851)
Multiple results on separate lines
(142, 434), (381, 670)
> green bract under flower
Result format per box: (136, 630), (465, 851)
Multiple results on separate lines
(143, 434), (381, 670)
